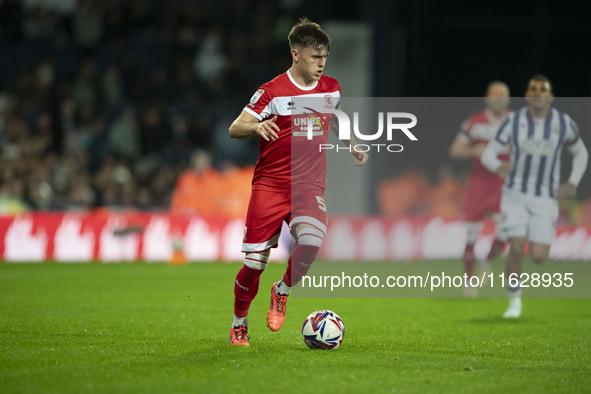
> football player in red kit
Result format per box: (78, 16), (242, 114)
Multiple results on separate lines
(449, 81), (511, 296)
(227, 18), (368, 346)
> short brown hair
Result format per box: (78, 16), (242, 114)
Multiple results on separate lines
(288, 18), (330, 52)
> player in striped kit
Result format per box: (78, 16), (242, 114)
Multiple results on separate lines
(449, 81), (511, 297)
(481, 75), (588, 318)
(227, 19), (368, 346)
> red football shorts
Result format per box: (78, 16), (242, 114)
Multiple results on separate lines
(241, 187), (327, 253)
(464, 175), (503, 222)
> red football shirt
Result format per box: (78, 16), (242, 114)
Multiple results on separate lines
(459, 109), (509, 185)
(244, 70), (341, 192)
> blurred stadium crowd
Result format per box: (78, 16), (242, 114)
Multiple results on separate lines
(0, 0), (302, 212)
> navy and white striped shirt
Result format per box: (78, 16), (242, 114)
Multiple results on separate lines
(492, 106), (580, 198)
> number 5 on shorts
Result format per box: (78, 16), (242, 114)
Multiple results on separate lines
(316, 196), (327, 212)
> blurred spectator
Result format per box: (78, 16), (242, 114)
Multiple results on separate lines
(71, 59), (97, 105)
(171, 149), (252, 218)
(23, 6), (65, 43)
(100, 65), (124, 106)
(140, 103), (169, 156)
(171, 149), (218, 215)
(107, 107), (141, 162)
(378, 172), (429, 217)
(428, 166), (464, 220)
(194, 24), (227, 82)
(73, 0), (105, 53)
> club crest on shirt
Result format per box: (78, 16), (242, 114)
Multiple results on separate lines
(250, 89), (265, 105)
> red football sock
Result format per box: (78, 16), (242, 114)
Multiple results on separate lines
(233, 265), (264, 318)
(282, 244), (320, 287)
(463, 243), (475, 278)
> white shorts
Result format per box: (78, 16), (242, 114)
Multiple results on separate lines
(499, 188), (558, 245)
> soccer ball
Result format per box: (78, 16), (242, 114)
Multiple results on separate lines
(302, 310), (345, 349)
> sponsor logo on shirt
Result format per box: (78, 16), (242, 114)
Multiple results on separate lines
(522, 138), (553, 156)
(292, 107), (329, 137)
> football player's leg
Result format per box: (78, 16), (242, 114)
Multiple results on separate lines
(482, 184), (507, 261)
(529, 243), (550, 265)
(277, 191), (328, 292)
(501, 236), (525, 318)
(463, 221), (482, 278)
(267, 191), (327, 332)
(527, 197), (558, 265)
(506, 236), (526, 284)
(464, 184), (487, 278)
(462, 221), (481, 297)
(233, 250), (270, 323)
(499, 191), (528, 318)
(487, 212), (507, 260)
(478, 211), (506, 288)
(231, 190), (288, 344)
(231, 251), (271, 346)
(283, 223), (324, 287)
(266, 222), (325, 332)
(503, 198), (556, 320)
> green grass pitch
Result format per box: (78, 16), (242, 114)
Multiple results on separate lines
(1, 261), (590, 393)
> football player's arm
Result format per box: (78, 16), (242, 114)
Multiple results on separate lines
(448, 135), (486, 159)
(481, 139), (510, 178)
(329, 113), (369, 166)
(229, 110), (279, 141)
(559, 138), (589, 198)
(481, 116), (512, 177)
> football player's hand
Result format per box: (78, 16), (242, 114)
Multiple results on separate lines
(255, 115), (279, 141)
(557, 182), (577, 200)
(352, 149), (369, 166)
(496, 161), (510, 179)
